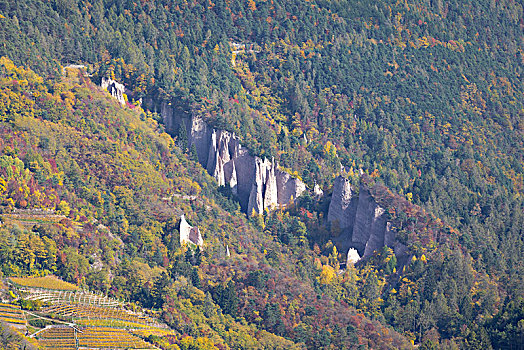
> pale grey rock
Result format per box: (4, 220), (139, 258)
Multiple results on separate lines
(328, 183), (397, 259)
(384, 222), (396, 248)
(275, 170), (306, 205)
(351, 187), (376, 246)
(217, 131), (233, 163)
(208, 130), (237, 187)
(179, 215), (191, 245)
(156, 101), (191, 138)
(160, 113), (306, 213)
(204, 129), (256, 212)
(207, 130), (218, 175)
(180, 215), (203, 247)
(327, 176), (357, 230)
(351, 186), (388, 258)
(247, 157), (270, 215)
(227, 159), (238, 195)
(233, 151), (257, 212)
(213, 153), (226, 186)
(189, 116), (212, 167)
(229, 137), (243, 159)
(363, 205), (387, 258)
(313, 184), (324, 199)
(385, 222), (408, 257)
(294, 178), (307, 200)
(101, 77), (126, 105)
(264, 158), (278, 210)
(347, 248), (361, 265)
(247, 181), (263, 215)
(159, 106), (408, 259)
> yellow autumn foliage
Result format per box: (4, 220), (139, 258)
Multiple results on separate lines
(317, 264), (336, 285)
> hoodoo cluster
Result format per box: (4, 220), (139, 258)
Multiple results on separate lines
(184, 114), (306, 215)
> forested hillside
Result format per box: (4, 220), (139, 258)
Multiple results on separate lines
(0, 0), (522, 349)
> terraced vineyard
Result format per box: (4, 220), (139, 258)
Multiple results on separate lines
(78, 327), (156, 349)
(36, 326), (76, 350)
(0, 210), (71, 228)
(43, 304), (163, 328)
(0, 276), (169, 349)
(36, 326), (157, 350)
(0, 302), (26, 326)
(75, 318), (154, 329)
(24, 289), (122, 307)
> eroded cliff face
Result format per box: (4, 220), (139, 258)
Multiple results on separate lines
(327, 176), (357, 231)
(159, 104), (306, 214)
(193, 124), (306, 214)
(328, 176), (406, 260)
(101, 77), (126, 105)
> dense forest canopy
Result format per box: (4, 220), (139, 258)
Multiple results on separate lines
(0, 0), (522, 349)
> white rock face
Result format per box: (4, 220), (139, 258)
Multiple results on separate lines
(156, 104), (307, 214)
(362, 205), (387, 257)
(228, 160), (238, 195)
(101, 77), (126, 105)
(179, 215), (203, 247)
(352, 187), (382, 248)
(347, 248), (361, 265)
(233, 149), (257, 211)
(313, 184), (324, 199)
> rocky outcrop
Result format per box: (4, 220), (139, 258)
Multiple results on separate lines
(352, 188), (388, 257)
(327, 176), (357, 231)
(157, 103), (407, 261)
(191, 116), (212, 169)
(180, 215), (203, 247)
(159, 110), (306, 214)
(101, 77), (126, 105)
(313, 184), (324, 199)
(247, 157), (269, 215)
(264, 159), (278, 210)
(347, 248), (361, 265)
(155, 101), (308, 214)
(275, 169), (306, 206)
(328, 176), (406, 259)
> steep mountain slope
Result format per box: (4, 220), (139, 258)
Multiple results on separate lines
(0, 0), (522, 348)
(0, 59), (414, 349)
